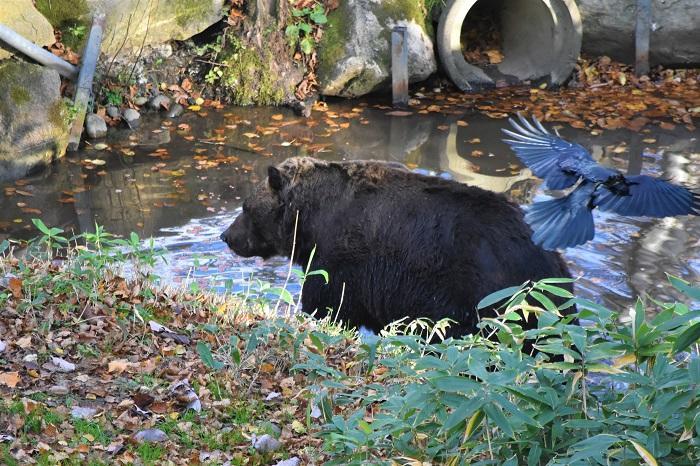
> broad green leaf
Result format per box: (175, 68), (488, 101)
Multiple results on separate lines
(32, 218), (51, 235)
(442, 399), (482, 432)
(306, 269), (329, 284)
(300, 37), (313, 55)
(431, 376), (479, 393)
(483, 402), (514, 438)
(672, 322), (700, 354)
(530, 290), (558, 312)
(196, 341), (225, 370)
(539, 277), (576, 284)
(270, 287), (294, 305)
(477, 285), (524, 310)
(667, 274), (700, 300)
(534, 283), (574, 298)
(229, 335), (241, 364)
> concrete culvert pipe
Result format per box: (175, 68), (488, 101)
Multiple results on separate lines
(437, 0), (582, 90)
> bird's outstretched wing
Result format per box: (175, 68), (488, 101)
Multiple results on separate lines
(525, 183), (597, 250)
(595, 175), (700, 217)
(502, 114), (594, 190)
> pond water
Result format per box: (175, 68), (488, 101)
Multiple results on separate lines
(1, 97), (698, 314)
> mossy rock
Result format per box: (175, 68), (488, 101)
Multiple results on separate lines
(0, 61), (70, 182)
(214, 34), (292, 106)
(317, 0), (436, 98)
(0, 0), (56, 60)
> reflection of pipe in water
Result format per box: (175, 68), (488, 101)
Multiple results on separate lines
(438, 123), (534, 196)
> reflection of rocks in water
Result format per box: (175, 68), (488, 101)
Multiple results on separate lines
(328, 110), (434, 162)
(625, 148), (700, 303)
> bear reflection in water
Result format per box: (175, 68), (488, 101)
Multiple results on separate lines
(220, 157), (574, 337)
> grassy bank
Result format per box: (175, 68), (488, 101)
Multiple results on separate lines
(0, 223), (699, 465)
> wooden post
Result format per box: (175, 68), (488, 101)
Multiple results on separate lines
(392, 26), (409, 107)
(635, 0), (651, 76)
(67, 13), (106, 152)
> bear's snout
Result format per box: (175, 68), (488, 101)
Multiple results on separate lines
(220, 213), (277, 259)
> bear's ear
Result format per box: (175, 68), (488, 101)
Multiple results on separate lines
(267, 166), (285, 191)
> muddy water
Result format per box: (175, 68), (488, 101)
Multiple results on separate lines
(1, 99), (698, 312)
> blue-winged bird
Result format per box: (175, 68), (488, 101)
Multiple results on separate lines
(502, 114), (699, 250)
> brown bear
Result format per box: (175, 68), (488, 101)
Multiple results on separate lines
(220, 157), (573, 336)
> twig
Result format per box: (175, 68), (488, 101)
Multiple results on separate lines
(275, 210), (299, 317)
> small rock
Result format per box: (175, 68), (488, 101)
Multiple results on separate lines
(133, 429), (168, 443)
(71, 406), (97, 419)
(106, 106), (120, 119)
(264, 391), (281, 402)
(133, 96), (148, 106)
(148, 94), (171, 111)
(48, 384), (69, 395)
(252, 434), (281, 453)
(50, 356), (76, 373)
(0, 340), (6, 353)
(166, 103), (184, 118)
(85, 114), (107, 139)
(122, 109), (141, 129)
(274, 458), (301, 466)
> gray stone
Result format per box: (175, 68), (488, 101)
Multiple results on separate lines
(86, 114), (108, 139)
(0, 61), (69, 182)
(318, 0), (436, 98)
(0, 0), (56, 60)
(122, 108), (141, 129)
(252, 434), (281, 453)
(148, 94), (171, 111)
(133, 96), (148, 106)
(166, 103), (185, 118)
(578, 0), (700, 65)
(106, 106), (121, 119)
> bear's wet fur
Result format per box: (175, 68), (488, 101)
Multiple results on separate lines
(221, 157), (574, 337)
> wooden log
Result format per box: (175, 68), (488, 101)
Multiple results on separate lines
(635, 0), (651, 76)
(67, 14), (106, 152)
(0, 24), (78, 80)
(391, 26), (409, 107)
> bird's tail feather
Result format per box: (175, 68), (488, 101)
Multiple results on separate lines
(525, 195), (595, 250)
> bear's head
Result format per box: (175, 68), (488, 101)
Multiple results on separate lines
(220, 157), (319, 258)
(221, 157), (409, 258)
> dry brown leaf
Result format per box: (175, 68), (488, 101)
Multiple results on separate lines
(0, 371), (20, 388)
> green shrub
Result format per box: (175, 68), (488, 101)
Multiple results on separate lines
(301, 278), (700, 465)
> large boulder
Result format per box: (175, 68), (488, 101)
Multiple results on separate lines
(0, 61), (69, 182)
(318, 0), (437, 98)
(578, 0), (700, 65)
(35, 0), (225, 56)
(0, 0), (56, 60)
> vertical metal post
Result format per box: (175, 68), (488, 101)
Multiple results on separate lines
(392, 26), (409, 107)
(67, 13), (106, 152)
(635, 0), (651, 76)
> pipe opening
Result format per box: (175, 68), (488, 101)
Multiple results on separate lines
(461, 0), (556, 85)
(438, 0), (581, 91)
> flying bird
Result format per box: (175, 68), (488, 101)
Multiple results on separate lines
(502, 114), (699, 250)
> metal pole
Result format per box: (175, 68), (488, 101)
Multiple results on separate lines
(67, 13), (106, 152)
(392, 26), (409, 107)
(0, 24), (79, 80)
(635, 0), (651, 76)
